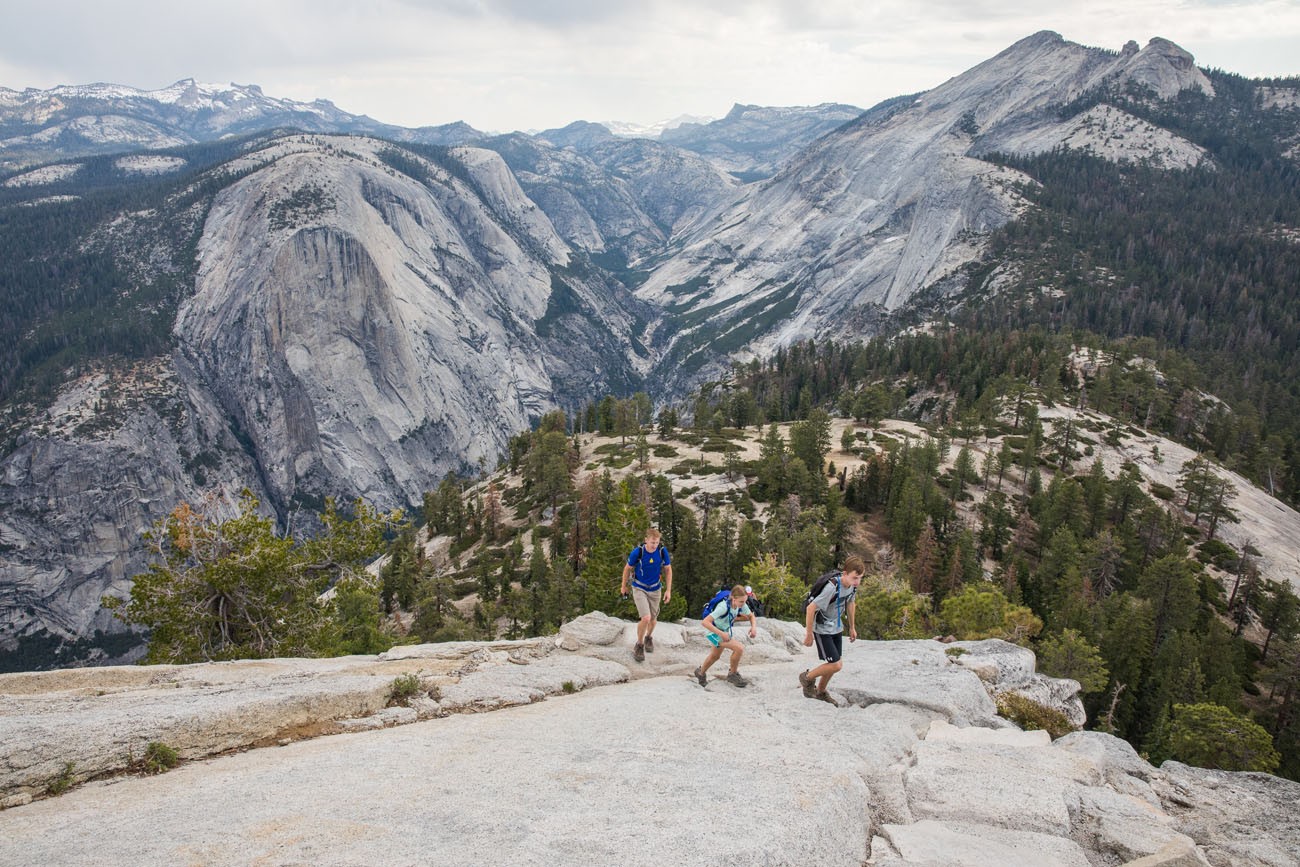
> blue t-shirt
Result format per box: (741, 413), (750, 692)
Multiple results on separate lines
(628, 544), (671, 592)
(707, 600), (751, 634)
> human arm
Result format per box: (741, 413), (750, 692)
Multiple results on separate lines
(745, 607), (758, 638)
(803, 602), (817, 646)
(620, 563), (632, 596)
(846, 598), (857, 641)
(703, 612), (729, 642)
(662, 564), (672, 603)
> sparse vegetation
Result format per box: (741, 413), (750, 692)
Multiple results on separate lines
(141, 741), (180, 774)
(996, 692), (1076, 739)
(388, 673), (423, 706)
(46, 762), (76, 796)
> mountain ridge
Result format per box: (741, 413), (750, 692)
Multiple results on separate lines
(1, 32), (1298, 669)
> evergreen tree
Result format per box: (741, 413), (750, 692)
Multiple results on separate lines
(583, 480), (649, 615)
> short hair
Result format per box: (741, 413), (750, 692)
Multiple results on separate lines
(843, 556), (867, 576)
(645, 527), (662, 541)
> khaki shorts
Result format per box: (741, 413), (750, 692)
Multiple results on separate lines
(632, 587), (662, 620)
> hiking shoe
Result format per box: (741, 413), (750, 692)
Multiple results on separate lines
(693, 667), (707, 687)
(633, 642), (645, 662)
(798, 669), (816, 699)
(814, 690), (836, 706)
(726, 671), (749, 688)
(644, 635), (654, 653)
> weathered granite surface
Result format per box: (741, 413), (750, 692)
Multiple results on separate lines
(1, 614), (1296, 867)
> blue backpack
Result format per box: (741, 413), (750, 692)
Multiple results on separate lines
(700, 588), (732, 621)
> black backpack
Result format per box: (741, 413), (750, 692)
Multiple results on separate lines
(804, 571), (841, 624)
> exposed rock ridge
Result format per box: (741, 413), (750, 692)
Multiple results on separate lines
(636, 34), (1215, 391)
(2, 615), (1295, 866)
(175, 134), (637, 511)
(0, 133), (643, 655)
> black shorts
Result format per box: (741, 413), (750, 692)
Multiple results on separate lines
(814, 632), (843, 664)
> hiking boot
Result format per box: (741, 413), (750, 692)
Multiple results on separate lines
(726, 671), (749, 688)
(644, 635), (654, 653)
(798, 669), (816, 699)
(814, 690), (836, 706)
(633, 642), (645, 662)
(693, 667), (707, 687)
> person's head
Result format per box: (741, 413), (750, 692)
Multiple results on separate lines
(644, 528), (661, 551)
(842, 556), (867, 586)
(730, 584), (747, 606)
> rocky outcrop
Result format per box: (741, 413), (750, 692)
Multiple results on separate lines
(1, 616), (1295, 866)
(637, 33), (1216, 389)
(0, 358), (261, 660)
(1, 134), (644, 659)
(659, 102), (865, 179)
(484, 131), (736, 259)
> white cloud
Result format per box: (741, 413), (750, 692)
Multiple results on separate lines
(0, 0), (1296, 131)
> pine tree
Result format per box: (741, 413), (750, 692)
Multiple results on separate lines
(582, 480), (649, 615)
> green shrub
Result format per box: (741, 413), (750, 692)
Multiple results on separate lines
(561, 681), (577, 694)
(388, 673), (423, 706)
(1198, 539), (1235, 560)
(1167, 703), (1279, 773)
(995, 693), (1076, 739)
(1036, 629), (1109, 694)
(47, 762), (76, 796)
(142, 741), (180, 774)
(1148, 482), (1176, 501)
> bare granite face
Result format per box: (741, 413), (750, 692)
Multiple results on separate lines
(637, 33), (1216, 390)
(0, 134), (642, 656)
(2, 615), (1295, 867)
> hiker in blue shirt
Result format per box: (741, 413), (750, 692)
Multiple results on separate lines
(620, 528), (672, 663)
(798, 556), (866, 704)
(693, 584), (758, 688)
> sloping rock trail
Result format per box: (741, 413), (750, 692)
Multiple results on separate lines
(0, 615), (1296, 866)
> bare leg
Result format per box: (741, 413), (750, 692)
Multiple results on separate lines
(698, 645), (724, 674)
(726, 642), (745, 673)
(808, 659), (843, 691)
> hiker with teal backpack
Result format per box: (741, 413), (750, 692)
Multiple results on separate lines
(798, 556), (866, 704)
(694, 584), (758, 688)
(620, 527), (672, 663)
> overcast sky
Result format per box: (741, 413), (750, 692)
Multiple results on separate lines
(2, 1), (1298, 132)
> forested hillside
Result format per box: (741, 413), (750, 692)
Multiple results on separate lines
(959, 69), (1300, 504)
(0, 138), (257, 431)
(107, 329), (1300, 781)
